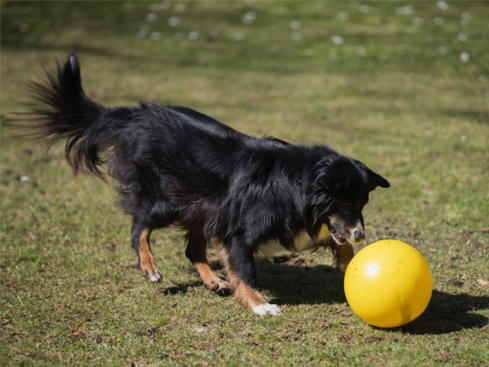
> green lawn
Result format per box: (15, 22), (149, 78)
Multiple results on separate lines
(1, 1), (488, 366)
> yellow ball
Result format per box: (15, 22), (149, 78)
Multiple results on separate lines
(344, 240), (432, 328)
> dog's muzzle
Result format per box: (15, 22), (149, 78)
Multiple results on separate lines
(331, 222), (365, 246)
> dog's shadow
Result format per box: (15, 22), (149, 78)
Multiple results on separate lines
(160, 256), (345, 304)
(161, 257), (489, 334)
(255, 257), (347, 305)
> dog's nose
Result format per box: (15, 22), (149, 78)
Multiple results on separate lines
(352, 228), (365, 243)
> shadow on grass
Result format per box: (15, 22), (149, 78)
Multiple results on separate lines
(261, 260), (489, 334)
(158, 256), (346, 305)
(161, 281), (206, 296)
(160, 257), (345, 304)
(402, 291), (489, 335)
(256, 258), (346, 306)
(160, 258), (489, 334)
(442, 109), (489, 125)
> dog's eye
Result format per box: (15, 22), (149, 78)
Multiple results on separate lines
(343, 201), (352, 206)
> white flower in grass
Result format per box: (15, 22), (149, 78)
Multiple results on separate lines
(358, 5), (370, 14)
(356, 46), (366, 55)
(461, 12), (471, 21)
(458, 33), (468, 42)
(188, 31), (200, 40)
(137, 26), (149, 39)
(396, 6), (414, 15)
(145, 13), (158, 22)
(242, 11), (257, 24)
(331, 36), (344, 45)
(160, 2), (172, 10)
(436, 1), (449, 10)
(460, 52), (470, 63)
(413, 18), (424, 27)
(336, 12), (349, 21)
(291, 33), (302, 41)
(438, 46), (449, 54)
(232, 33), (245, 41)
(174, 3), (186, 12)
(289, 20), (300, 30)
(433, 17), (444, 26)
(168, 16), (180, 26)
(150, 32), (161, 41)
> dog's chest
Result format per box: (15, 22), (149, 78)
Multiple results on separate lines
(256, 224), (330, 257)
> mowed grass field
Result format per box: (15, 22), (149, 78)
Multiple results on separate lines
(1, 1), (489, 366)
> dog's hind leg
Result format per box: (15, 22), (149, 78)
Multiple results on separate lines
(131, 223), (162, 283)
(185, 234), (229, 293)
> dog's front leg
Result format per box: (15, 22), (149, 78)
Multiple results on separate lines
(185, 234), (229, 293)
(219, 239), (282, 316)
(334, 242), (355, 274)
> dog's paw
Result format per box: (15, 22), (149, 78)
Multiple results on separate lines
(337, 262), (348, 275)
(140, 259), (162, 283)
(253, 303), (282, 316)
(147, 270), (162, 283)
(207, 279), (230, 293)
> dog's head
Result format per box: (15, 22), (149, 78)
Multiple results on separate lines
(307, 155), (390, 245)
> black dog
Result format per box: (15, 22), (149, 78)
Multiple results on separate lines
(25, 52), (389, 315)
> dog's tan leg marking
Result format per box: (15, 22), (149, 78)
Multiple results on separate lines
(193, 240), (229, 292)
(139, 228), (162, 283)
(326, 237), (354, 274)
(219, 246), (282, 316)
(335, 242), (354, 274)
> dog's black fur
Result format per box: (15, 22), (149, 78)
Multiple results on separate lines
(24, 52), (389, 315)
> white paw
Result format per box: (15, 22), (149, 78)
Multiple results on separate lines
(252, 303), (282, 316)
(148, 271), (162, 283)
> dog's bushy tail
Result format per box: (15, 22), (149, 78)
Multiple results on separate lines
(24, 52), (124, 181)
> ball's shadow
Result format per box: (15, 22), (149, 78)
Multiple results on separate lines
(260, 259), (489, 334)
(401, 290), (489, 335)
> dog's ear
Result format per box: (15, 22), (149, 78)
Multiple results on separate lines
(367, 169), (390, 191)
(353, 159), (390, 191)
(316, 156), (342, 194)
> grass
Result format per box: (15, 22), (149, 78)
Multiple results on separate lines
(1, 1), (489, 366)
